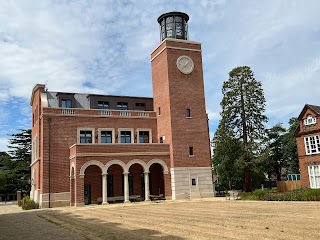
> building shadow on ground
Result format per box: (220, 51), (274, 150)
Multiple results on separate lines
(38, 210), (185, 240)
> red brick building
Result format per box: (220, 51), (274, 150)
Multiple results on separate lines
(296, 104), (320, 189)
(30, 12), (214, 208)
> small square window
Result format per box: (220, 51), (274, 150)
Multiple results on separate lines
(304, 115), (316, 126)
(186, 108), (191, 118)
(135, 103), (146, 111)
(120, 131), (131, 143)
(80, 130), (93, 143)
(101, 131), (112, 143)
(98, 101), (109, 109)
(117, 102), (128, 110)
(192, 178), (196, 186)
(139, 131), (150, 143)
(189, 147), (194, 156)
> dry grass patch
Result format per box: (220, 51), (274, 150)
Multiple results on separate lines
(39, 199), (320, 240)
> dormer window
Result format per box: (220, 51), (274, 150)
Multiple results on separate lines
(117, 102), (128, 110)
(98, 101), (109, 109)
(304, 115), (316, 126)
(61, 99), (72, 108)
(57, 92), (75, 108)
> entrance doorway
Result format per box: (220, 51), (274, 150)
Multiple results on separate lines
(84, 185), (91, 205)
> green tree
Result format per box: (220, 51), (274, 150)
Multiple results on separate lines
(282, 118), (299, 173)
(265, 123), (286, 181)
(261, 118), (299, 185)
(6, 129), (32, 193)
(220, 66), (268, 192)
(212, 122), (244, 189)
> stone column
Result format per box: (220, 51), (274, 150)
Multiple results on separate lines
(70, 177), (75, 206)
(144, 172), (150, 201)
(102, 174), (108, 204)
(124, 173), (130, 203)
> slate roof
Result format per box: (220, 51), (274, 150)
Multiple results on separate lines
(308, 104), (320, 115)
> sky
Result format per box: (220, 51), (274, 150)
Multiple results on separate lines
(0, 0), (320, 151)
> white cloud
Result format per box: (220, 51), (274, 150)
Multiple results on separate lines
(264, 57), (320, 119)
(0, 138), (9, 152)
(0, 0), (320, 151)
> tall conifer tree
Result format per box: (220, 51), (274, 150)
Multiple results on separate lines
(219, 66), (267, 192)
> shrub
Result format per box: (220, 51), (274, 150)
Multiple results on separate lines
(21, 196), (39, 210)
(252, 189), (268, 200)
(240, 188), (320, 201)
(302, 189), (320, 201)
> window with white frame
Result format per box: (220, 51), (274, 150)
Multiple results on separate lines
(78, 129), (94, 144)
(137, 129), (152, 144)
(304, 135), (320, 155)
(31, 135), (39, 163)
(100, 129), (114, 143)
(304, 115), (317, 126)
(308, 165), (320, 189)
(119, 129), (133, 143)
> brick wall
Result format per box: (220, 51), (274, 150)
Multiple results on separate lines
(296, 107), (320, 188)
(41, 114), (161, 194)
(151, 39), (212, 169)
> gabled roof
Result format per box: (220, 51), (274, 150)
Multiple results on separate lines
(309, 105), (320, 115)
(297, 104), (320, 120)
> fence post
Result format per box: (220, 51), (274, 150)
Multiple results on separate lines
(17, 191), (22, 202)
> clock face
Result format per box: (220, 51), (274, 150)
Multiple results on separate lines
(176, 56), (194, 74)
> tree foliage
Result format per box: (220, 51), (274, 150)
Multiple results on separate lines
(282, 118), (299, 173)
(215, 66), (268, 192)
(212, 123), (244, 189)
(265, 123), (286, 181)
(263, 118), (299, 181)
(0, 129), (31, 195)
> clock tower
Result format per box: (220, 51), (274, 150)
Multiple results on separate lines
(151, 12), (214, 200)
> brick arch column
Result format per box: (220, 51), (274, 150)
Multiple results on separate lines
(105, 160), (129, 203)
(75, 175), (84, 206)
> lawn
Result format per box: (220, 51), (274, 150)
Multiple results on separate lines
(38, 198), (320, 240)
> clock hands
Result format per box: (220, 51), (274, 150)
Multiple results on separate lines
(177, 56), (194, 74)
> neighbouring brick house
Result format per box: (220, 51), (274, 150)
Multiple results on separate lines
(296, 104), (320, 189)
(30, 12), (214, 208)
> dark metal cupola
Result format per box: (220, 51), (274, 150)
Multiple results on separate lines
(157, 12), (189, 42)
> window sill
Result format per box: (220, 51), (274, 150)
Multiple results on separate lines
(186, 117), (192, 119)
(306, 152), (320, 156)
(189, 155), (194, 157)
